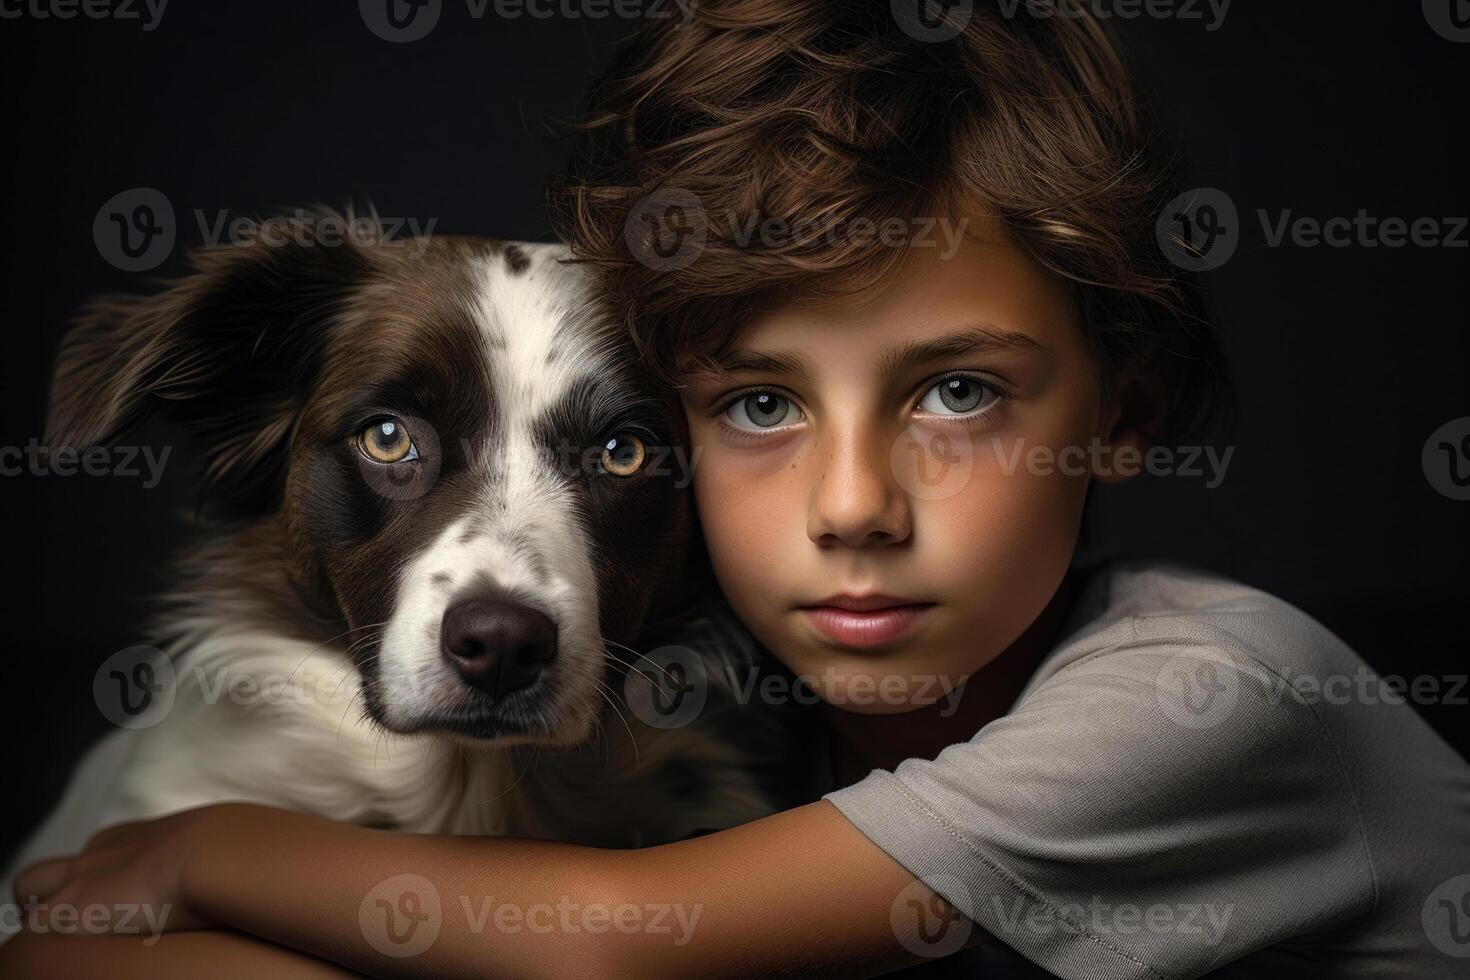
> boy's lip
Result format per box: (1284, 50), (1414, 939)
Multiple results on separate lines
(797, 595), (935, 648)
(803, 592), (925, 612)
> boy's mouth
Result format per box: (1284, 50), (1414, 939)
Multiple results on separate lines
(797, 594), (935, 649)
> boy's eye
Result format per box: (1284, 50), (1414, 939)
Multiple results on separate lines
(724, 391), (803, 431)
(357, 418), (419, 463)
(918, 376), (998, 417)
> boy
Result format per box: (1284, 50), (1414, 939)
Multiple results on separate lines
(7, 2), (1468, 977)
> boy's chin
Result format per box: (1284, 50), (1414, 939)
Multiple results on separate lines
(821, 698), (936, 717)
(794, 664), (969, 716)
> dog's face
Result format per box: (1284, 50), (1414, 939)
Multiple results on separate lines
(47, 221), (689, 746)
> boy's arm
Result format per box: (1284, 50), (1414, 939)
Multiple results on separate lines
(13, 801), (970, 979)
(0, 928), (360, 978)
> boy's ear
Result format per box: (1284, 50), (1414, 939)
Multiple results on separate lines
(1091, 371), (1167, 484)
(45, 214), (376, 520)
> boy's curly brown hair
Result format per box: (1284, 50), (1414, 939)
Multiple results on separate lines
(551, 0), (1227, 442)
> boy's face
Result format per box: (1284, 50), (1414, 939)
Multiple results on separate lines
(680, 223), (1142, 714)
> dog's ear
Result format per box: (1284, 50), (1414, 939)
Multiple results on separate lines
(45, 213), (377, 520)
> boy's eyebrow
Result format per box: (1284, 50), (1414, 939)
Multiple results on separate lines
(697, 348), (813, 382)
(876, 324), (1043, 376)
(693, 324), (1040, 381)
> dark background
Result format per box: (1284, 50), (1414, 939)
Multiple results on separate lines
(0, 1), (1466, 863)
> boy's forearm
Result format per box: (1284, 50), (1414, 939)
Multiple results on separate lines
(184, 802), (929, 979)
(0, 929), (360, 979)
(187, 806), (630, 978)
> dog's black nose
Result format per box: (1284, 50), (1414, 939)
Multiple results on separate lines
(441, 599), (558, 700)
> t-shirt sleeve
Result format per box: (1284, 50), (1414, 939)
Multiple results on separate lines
(823, 628), (1378, 980)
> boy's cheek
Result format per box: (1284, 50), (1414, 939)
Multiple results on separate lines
(934, 460), (1087, 592)
(900, 445), (1086, 636)
(692, 449), (808, 587)
(694, 447), (790, 526)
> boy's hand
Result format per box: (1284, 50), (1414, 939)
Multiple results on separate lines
(10, 804), (261, 937)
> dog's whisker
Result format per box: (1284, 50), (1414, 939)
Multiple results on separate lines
(341, 628), (387, 660)
(373, 727), (395, 782)
(592, 678), (640, 769)
(586, 709), (612, 766)
(600, 649), (659, 686)
(419, 737), (452, 797)
(325, 655), (373, 703)
(601, 637), (680, 683)
(601, 635), (649, 660)
(290, 620), (390, 685)
(334, 685), (368, 742)
(297, 619), (389, 657)
(471, 743), (540, 807)
(317, 630), (387, 705)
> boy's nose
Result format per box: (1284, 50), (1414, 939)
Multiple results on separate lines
(806, 430), (912, 548)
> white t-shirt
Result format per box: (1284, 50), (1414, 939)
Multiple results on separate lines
(825, 561), (1470, 979)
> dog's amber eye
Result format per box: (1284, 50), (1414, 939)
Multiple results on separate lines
(601, 433), (646, 477)
(358, 419), (418, 464)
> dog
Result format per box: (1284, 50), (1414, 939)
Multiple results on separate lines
(5, 212), (796, 890)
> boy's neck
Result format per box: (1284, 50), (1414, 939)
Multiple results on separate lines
(823, 569), (1085, 784)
